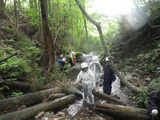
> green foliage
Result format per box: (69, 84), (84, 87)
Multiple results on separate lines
(136, 43), (160, 74)
(115, 61), (126, 70)
(10, 92), (23, 97)
(0, 56), (32, 81)
(27, 9), (40, 26)
(1, 26), (15, 32)
(146, 1), (160, 19)
(62, 87), (70, 95)
(134, 78), (160, 106)
(0, 94), (5, 99)
(31, 78), (44, 92)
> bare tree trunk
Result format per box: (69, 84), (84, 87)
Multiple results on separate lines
(92, 91), (124, 105)
(48, 0), (51, 16)
(14, 0), (18, 37)
(53, 0), (55, 18)
(0, 0), (4, 12)
(75, 0), (143, 93)
(0, 94), (77, 120)
(40, 0), (55, 72)
(34, 0), (37, 9)
(0, 81), (31, 92)
(0, 0), (5, 18)
(96, 103), (148, 120)
(29, 0), (34, 9)
(0, 87), (62, 113)
(84, 16), (88, 41)
(17, 0), (21, 11)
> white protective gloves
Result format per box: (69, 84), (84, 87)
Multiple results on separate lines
(151, 109), (158, 116)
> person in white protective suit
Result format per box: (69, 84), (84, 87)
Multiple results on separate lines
(74, 62), (95, 111)
(89, 56), (103, 92)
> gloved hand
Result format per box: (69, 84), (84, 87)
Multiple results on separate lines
(151, 109), (158, 116)
(92, 87), (95, 91)
(100, 73), (103, 78)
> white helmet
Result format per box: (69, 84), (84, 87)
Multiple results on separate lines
(62, 58), (66, 62)
(60, 54), (63, 57)
(92, 56), (99, 63)
(105, 57), (109, 61)
(81, 62), (88, 68)
(71, 51), (75, 55)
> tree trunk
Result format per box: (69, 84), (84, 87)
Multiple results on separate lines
(0, 81), (31, 92)
(74, 0), (143, 93)
(92, 90), (124, 105)
(0, 0), (5, 18)
(53, 0), (55, 18)
(17, 0), (21, 11)
(70, 84), (124, 105)
(84, 16), (88, 41)
(14, 0), (18, 37)
(0, 87), (62, 113)
(48, 0), (51, 16)
(96, 103), (148, 120)
(0, 94), (77, 120)
(34, 0), (37, 9)
(29, 0), (34, 9)
(40, 0), (55, 72)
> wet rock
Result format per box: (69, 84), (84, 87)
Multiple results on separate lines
(124, 74), (133, 80)
(65, 65), (81, 80)
(35, 111), (45, 119)
(42, 117), (48, 120)
(145, 77), (151, 81)
(58, 111), (65, 117)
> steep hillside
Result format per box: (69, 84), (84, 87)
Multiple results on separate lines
(112, 16), (160, 84)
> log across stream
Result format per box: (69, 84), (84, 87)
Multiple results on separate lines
(0, 77), (148, 120)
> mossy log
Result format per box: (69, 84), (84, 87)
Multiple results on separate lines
(72, 84), (124, 105)
(92, 90), (124, 105)
(0, 87), (62, 113)
(96, 103), (148, 120)
(0, 94), (77, 120)
(0, 81), (31, 92)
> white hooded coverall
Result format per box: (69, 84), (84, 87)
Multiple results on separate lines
(75, 69), (95, 104)
(89, 62), (102, 90)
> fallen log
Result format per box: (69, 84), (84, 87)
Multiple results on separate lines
(72, 84), (124, 105)
(96, 103), (148, 120)
(42, 93), (66, 103)
(92, 90), (125, 105)
(0, 80), (31, 92)
(0, 87), (62, 113)
(67, 85), (83, 97)
(0, 94), (77, 120)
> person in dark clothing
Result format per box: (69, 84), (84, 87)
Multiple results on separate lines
(147, 90), (160, 120)
(56, 58), (65, 71)
(103, 57), (115, 95)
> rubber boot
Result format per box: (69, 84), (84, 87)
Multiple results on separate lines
(82, 100), (88, 111)
(88, 104), (95, 111)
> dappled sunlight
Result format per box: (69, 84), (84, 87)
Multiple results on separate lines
(88, 0), (133, 16)
(122, 9), (148, 30)
(88, 0), (149, 30)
